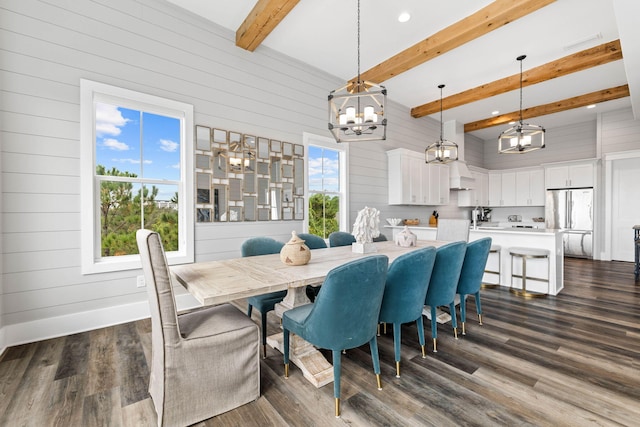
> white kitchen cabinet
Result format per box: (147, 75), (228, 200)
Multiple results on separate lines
(458, 169), (488, 207)
(488, 172), (502, 207)
(545, 162), (594, 189)
(501, 172), (516, 206)
(516, 168), (545, 206)
(387, 148), (449, 205)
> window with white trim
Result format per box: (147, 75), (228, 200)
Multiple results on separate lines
(304, 132), (348, 238)
(80, 80), (194, 274)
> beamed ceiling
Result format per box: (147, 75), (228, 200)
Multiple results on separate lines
(166, 0), (640, 141)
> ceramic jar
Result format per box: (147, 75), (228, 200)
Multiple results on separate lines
(395, 226), (417, 247)
(280, 231), (311, 266)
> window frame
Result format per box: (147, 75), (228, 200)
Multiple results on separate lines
(80, 79), (194, 274)
(303, 132), (349, 234)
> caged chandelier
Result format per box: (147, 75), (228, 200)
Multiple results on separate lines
(328, 0), (387, 143)
(425, 84), (458, 164)
(498, 55), (545, 154)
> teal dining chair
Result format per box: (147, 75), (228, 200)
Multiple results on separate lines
(298, 233), (328, 302)
(283, 255), (389, 417)
(424, 241), (467, 352)
(328, 231), (356, 247)
(243, 237), (286, 358)
(378, 247), (436, 377)
(457, 237), (492, 335)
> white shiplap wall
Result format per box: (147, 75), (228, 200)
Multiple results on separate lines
(0, 0), (449, 347)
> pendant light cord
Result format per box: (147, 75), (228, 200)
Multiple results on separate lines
(357, 0), (361, 88)
(518, 55), (525, 125)
(438, 84), (445, 142)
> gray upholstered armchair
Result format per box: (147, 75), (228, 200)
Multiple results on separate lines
(137, 230), (260, 426)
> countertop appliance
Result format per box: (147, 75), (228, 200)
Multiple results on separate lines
(545, 188), (593, 258)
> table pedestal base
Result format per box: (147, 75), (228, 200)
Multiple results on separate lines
(267, 285), (334, 388)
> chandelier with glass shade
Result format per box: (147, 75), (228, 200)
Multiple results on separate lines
(328, 0), (387, 143)
(425, 84), (458, 163)
(498, 55), (545, 154)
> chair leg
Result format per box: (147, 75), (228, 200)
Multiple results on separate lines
(332, 350), (342, 417)
(459, 293), (467, 335)
(369, 337), (382, 390)
(261, 310), (268, 358)
(475, 291), (483, 325)
(283, 329), (290, 378)
(450, 302), (458, 339)
(416, 316), (426, 358)
(430, 306), (438, 352)
(392, 323), (401, 377)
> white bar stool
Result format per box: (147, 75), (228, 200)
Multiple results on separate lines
(481, 244), (501, 288)
(509, 247), (550, 298)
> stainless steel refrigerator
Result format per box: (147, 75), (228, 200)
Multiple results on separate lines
(545, 188), (593, 258)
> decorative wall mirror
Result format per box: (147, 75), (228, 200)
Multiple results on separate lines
(229, 156), (243, 173)
(196, 154), (210, 170)
(257, 161), (269, 175)
(258, 138), (269, 159)
(244, 196), (256, 221)
(282, 182), (293, 203)
(229, 132), (242, 151)
(213, 184), (227, 221)
(282, 164), (293, 179)
(244, 152), (256, 173)
(229, 178), (243, 201)
(213, 149), (227, 179)
(294, 158), (304, 195)
(244, 135), (256, 150)
(196, 126), (211, 151)
(270, 157), (282, 182)
(282, 142), (293, 159)
(257, 178), (269, 205)
(229, 206), (242, 222)
(270, 140), (281, 153)
(270, 188), (281, 220)
(258, 208), (269, 221)
(245, 172), (256, 193)
(282, 207), (293, 221)
(213, 128), (227, 145)
(294, 144), (304, 156)
(197, 208), (211, 222)
(196, 173), (211, 203)
(294, 197), (304, 220)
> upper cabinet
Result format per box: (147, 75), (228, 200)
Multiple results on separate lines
(488, 168), (543, 207)
(545, 161), (595, 189)
(387, 148), (449, 206)
(458, 168), (488, 207)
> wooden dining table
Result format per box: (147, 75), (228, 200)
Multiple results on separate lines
(171, 239), (446, 387)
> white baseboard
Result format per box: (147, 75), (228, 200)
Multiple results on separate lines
(0, 293), (200, 350)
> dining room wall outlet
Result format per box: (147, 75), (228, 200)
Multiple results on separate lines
(136, 275), (145, 288)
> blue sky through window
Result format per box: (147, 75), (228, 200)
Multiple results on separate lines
(95, 103), (180, 200)
(308, 145), (340, 193)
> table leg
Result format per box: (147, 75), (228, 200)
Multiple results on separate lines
(266, 286), (334, 388)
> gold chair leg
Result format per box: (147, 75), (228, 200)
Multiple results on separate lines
(376, 373), (382, 390)
(433, 338), (437, 353)
(395, 361), (401, 378)
(462, 322), (466, 335)
(284, 363), (289, 378)
(383, 323), (387, 334)
(421, 344), (426, 358)
(335, 398), (340, 418)
(454, 327), (458, 339)
(478, 314), (483, 325)
(377, 323), (380, 336)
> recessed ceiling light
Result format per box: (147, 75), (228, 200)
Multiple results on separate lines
(586, 104), (596, 109)
(398, 12), (411, 23)
(508, 120), (516, 125)
(491, 110), (500, 115)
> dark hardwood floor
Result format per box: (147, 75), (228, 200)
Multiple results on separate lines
(1, 258), (639, 426)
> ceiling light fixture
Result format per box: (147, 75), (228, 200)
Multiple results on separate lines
(425, 84), (458, 164)
(498, 55), (545, 154)
(328, 0), (387, 143)
(398, 12), (411, 23)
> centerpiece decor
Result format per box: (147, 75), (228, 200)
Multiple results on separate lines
(352, 206), (380, 253)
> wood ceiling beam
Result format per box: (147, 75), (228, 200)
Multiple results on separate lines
(352, 0), (556, 85)
(412, 39), (623, 118)
(236, 0), (300, 52)
(463, 84), (630, 132)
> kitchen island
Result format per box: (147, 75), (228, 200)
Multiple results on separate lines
(386, 225), (564, 295)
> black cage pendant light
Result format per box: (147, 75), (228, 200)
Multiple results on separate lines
(328, 0), (387, 143)
(498, 55), (545, 154)
(425, 84), (458, 163)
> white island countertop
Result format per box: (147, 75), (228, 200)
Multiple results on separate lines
(385, 224), (564, 295)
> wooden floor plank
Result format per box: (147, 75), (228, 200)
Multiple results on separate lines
(0, 258), (639, 426)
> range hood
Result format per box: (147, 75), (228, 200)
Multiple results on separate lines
(449, 160), (475, 190)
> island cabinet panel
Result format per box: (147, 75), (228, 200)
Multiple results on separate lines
(387, 148), (449, 205)
(545, 161), (595, 189)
